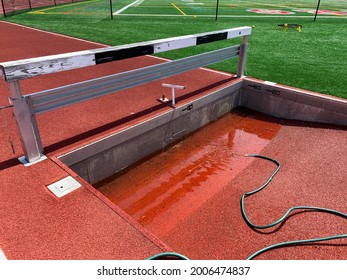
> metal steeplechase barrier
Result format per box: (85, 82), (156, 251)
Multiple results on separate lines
(0, 26), (251, 164)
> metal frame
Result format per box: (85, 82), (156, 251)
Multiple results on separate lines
(29, 46), (240, 114)
(7, 81), (43, 163)
(0, 26), (251, 163)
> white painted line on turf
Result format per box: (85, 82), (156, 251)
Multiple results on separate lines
(115, 14), (346, 18)
(113, 0), (144, 15)
(147, 55), (233, 77)
(199, 68), (233, 77)
(1, 21), (108, 47)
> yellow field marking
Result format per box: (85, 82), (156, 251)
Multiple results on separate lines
(171, 3), (186, 16)
(29, 11), (108, 15)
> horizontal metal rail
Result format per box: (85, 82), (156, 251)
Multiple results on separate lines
(28, 46), (240, 114)
(0, 26), (251, 82)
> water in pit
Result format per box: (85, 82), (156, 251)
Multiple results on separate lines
(94, 108), (281, 236)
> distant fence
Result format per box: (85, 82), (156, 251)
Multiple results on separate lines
(0, 0), (85, 17)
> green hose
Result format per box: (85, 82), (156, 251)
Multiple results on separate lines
(147, 252), (189, 260)
(247, 234), (347, 260)
(147, 154), (346, 260)
(243, 154), (347, 260)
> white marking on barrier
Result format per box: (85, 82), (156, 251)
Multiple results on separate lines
(2, 53), (95, 81)
(113, 0), (144, 15)
(2, 22), (232, 80)
(227, 27), (252, 38)
(154, 37), (196, 53)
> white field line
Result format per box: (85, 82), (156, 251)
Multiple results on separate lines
(1, 21), (108, 47)
(113, 0), (145, 15)
(147, 55), (233, 77)
(115, 13), (347, 18)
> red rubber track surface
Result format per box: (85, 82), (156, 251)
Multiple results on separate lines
(0, 0), (82, 16)
(0, 21), (346, 260)
(0, 21), (238, 259)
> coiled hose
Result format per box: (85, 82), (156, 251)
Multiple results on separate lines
(243, 154), (347, 260)
(147, 252), (189, 260)
(148, 154), (347, 260)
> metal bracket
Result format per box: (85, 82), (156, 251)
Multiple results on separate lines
(182, 104), (194, 111)
(18, 154), (47, 167)
(248, 84), (262, 90)
(266, 89), (281, 95)
(0, 105), (13, 110)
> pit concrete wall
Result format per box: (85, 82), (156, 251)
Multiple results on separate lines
(59, 78), (347, 185)
(60, 82), (243, 184)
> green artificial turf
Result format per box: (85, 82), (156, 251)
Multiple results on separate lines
(1, 0), (346, 98)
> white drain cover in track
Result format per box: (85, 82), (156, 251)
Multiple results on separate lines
(47, 176), (82, 198)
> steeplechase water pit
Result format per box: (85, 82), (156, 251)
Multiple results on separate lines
(93, 108), (282, 231)
(1, 26), (346, 259)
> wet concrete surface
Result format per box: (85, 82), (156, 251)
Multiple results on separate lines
(96, 108), (282, 234)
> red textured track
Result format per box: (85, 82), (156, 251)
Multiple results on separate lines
(0, 21), (238, 259)
(0, 21), (346, 260)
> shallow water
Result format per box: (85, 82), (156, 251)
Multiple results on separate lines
(95, 108), (281, 235)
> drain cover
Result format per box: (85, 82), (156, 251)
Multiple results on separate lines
(47, 176), (82, 198)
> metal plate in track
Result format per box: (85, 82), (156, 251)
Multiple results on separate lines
(47, 176), (82, 198)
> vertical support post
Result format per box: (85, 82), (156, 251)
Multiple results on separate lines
(109, 0), (114, 19)
(8, 81), (43, 163)
(1, 0), (6, 18)
(314, 0), (321, 22)
(215, 0), (219, 21)
(237, 35), (249, 78)
(162, 83), (185, 107)
(171, 88), (176, 107)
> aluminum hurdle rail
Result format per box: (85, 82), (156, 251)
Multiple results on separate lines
(0, 26), (251, 163)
